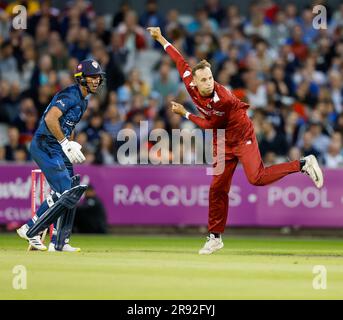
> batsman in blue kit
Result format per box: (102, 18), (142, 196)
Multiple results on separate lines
(17, 59), (105, 252)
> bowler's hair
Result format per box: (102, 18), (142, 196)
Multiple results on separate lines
(192, 60), (211, 76)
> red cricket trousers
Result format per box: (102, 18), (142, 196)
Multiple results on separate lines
(208, 135), (300, 233)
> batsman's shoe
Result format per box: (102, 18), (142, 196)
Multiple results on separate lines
(301, 155), (324, 188)
(16, 224), (47, 251)
(48, 242), (81, 252)
(199, 234), (224, 255)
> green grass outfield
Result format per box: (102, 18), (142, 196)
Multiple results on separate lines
(0, 234), (343, 300)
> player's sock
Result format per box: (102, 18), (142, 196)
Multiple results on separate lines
(210, 233), (221, 238)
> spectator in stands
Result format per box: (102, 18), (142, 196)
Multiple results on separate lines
(4, 126), (24, 161)
(284, 3), (300, 29)
(0, 5), (10, 41)
(93, 15), (111, 46)
(68, 27), (90, 61)
(139, 0), (165, 30)
(244, 2), (271, 40)
(103, 104), (124, 139)
(204, 0), (225, 26)
(164, 9), (183, 40)
(259, 121), (289, 157)
(48, 32), (69, 73)
(0, 40), (20, 84)
(91, 39), (125, 92)
(0, 80), (13, 123)
(28, 0), (60, 37)
(334, 113), (343, 136)
(117, 10), (146, 51)
(13, 145), (29, 162)
(244, 70), (268, 109)
(299, 130), (322, 160)
(153, 61), (178, 99)
(288, 146), (302, 161)
(112, 1), (131, 28)
(299, 7), (318, 45)
(33, 12), (51, 55)
(30, 53), (53, 91)
(21, 36), (37, 91)
(74, 184), (108, 234)
(60, 3), (90, 39)
(83, 111), (104, 147)
(12, 97), (38, 146)
(269, 10), (289, 48)
(323, 138), (343, 168)
(95, 132), (116, 165)
(187, 7), (218, 35)
(307, 121), (331, 155)
(287, 25), (309, 62)
(328, 70), (343, 115)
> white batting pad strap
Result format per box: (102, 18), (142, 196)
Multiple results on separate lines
(46, 195), (54, 208)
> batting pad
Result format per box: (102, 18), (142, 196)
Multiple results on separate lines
(27, 184), (87, 238)
(55, 175), (81, 250)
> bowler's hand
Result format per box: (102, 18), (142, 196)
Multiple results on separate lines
(171, 101), (187, 117)
(147, 27), (162, 41)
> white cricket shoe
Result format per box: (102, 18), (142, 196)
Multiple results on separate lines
(16, 224), (47, 251)
(48, 242), (81, 252)
(301, 155), (324, 188)
(198, 234), (224, 255)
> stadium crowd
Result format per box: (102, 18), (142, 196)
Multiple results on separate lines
(1, 0), (343, 168)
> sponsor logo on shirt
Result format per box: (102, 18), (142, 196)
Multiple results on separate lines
(197, 106), (211, 116)
(213, 110), (225, 117)
(66, 120), (76, 127)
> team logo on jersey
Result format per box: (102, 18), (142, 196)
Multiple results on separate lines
(183, 70), (191, 78)
(56, 99), (65, 107)
(92, 61), (99, 69)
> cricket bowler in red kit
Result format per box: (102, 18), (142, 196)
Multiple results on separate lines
(147, 27), (324, 255)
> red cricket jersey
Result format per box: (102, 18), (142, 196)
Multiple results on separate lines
(165, 44), (255, 146)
